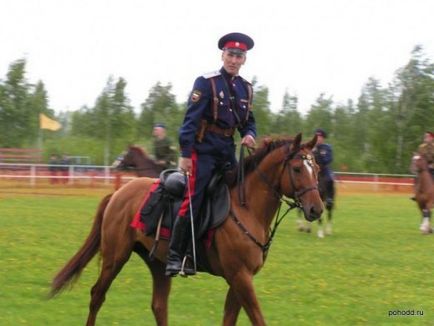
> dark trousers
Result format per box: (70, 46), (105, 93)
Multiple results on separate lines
(178, 151), (233, 220)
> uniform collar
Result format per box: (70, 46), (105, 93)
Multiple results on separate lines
(220, 67), (238, 80)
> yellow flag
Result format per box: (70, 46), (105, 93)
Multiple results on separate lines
(39, 113), (61, 131)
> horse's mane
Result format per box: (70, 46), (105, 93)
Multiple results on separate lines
(226, 137), (295, 188)
(129, 145), (149, 158)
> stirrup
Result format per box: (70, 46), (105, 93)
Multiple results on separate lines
(179, 256), (196, 277)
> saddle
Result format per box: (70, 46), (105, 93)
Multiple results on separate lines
(137, 169), (230, 271)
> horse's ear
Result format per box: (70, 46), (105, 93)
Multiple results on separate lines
(291, 133), (302, 151)
(305, 134), (318, 150)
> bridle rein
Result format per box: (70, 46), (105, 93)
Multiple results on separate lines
(230, 143), (318, 254)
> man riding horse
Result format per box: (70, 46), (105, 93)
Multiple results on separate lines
(418, 131), (434, 177)
(312, 128), (335, 210)
(166, 32), (257, 277)
(411, 131), (434, 201)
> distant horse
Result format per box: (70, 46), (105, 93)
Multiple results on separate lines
(50, 134), (324, 326)
(411, 154), (433, 234)
(297, 172), (335, 238)
(112, 145), (165, 178)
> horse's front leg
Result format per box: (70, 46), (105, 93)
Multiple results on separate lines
(226, 271), (266, 326)
(420, 207), (432, 234)
(223, 286), (242, 326)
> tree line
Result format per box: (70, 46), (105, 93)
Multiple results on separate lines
(0, 45), (433, 173)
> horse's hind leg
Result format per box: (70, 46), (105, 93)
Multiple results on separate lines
(136, 247), (171, 326)
(86, 248), (133, 326)
(317, 217), (324, 238)
(223, 286), (242, 326)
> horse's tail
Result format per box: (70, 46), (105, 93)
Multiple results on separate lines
(49, 193), (113, 298)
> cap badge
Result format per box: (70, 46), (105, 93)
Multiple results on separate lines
(235, 42), (240, 48)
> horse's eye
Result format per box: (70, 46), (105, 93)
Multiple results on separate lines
(293, 167), (302, 173)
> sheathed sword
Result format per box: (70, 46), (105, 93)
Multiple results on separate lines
(180, 171), (197, 276)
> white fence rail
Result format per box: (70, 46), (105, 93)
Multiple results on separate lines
(0, 162), (135, 187)
(0, 163), (415, 190)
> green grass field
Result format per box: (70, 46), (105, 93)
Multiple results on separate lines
(0, 190), (433, 325)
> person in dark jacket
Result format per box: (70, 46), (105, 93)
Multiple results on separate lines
(312, 128), (335, 209)
(165, 32), (257, 277)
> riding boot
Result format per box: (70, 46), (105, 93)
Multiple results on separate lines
(325, 197), (334, 210)
(165, 217), (190, 277)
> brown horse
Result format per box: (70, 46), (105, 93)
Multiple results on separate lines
(50, 134), (324, 325)
(112, 145), (165, 178)
(411, 154), (433, 234)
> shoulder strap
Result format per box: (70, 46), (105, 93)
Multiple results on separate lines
(209, 77), (219, 121)
(246, 82), (253, 121)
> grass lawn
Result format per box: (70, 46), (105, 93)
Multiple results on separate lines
(0, 190), (432, 325)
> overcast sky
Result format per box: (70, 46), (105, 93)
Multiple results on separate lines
(1, 0), (433, 115)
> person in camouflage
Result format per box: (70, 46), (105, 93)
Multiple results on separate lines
(152, 123), (177, 169)
(418, 131), (434, 173)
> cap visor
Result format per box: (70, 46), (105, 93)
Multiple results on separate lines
(225, 48), (246, 55)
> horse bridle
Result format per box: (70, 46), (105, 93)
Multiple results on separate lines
(116, 152), (160, 172)
(230, 143), (319, 254)
(254, 143), (318, 204)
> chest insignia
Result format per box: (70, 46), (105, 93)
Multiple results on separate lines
(191, 90), (202, 103)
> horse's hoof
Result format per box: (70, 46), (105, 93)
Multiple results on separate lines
(317, 230), (324, 238)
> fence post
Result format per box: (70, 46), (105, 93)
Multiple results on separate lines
(30, 164), (36, 187)
(104, 166), (110, 185)
(69, 165), (74, 185)
(114, 172), (122, 190)
(373, 174), (379, 191)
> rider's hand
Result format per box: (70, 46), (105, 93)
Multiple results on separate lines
(179, 157), (192, 175)
(241, 134), (256, 149)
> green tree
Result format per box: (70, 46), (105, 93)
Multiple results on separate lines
(70, 77), (136, 164)
(137, 82), (182, 143)
(389, 45), (434, 172)
(251, 77), (272, 137)
(304, 93), (334, 136)
(0, 59), (34, 147)
(273, 90), (302, 137)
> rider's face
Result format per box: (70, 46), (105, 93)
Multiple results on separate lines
(221, 50), (246, 76)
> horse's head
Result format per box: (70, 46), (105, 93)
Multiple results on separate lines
(112, 146), (145, 170)
(279, 134), (324, 221)
(111, 146), (163, 178)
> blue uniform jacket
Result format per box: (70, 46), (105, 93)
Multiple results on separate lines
(313, 143), (334, 178)
(179, 67), (256, 158)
